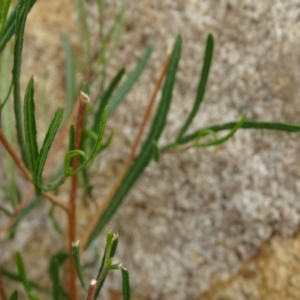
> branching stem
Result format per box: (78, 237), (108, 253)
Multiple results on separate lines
(81, 51), (171, 250)
(68, 92), (90, 300)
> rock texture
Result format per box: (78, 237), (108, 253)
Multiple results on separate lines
(1, 0), (300, 299)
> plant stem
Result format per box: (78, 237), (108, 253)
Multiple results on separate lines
(0, 128), (68, 210)
(68, 92), (89, 300)
(86, 279), (97, 300)
(81, 51), (170, 250)
(0, 187), (33, 238)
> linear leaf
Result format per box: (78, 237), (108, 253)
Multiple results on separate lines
(1, 269), (51, 295)
(12, 0), (33, 166)
(92, 68), (125, 135)
(85, 35), (182, 248)
(0, 0), (35, 53)
(64, 106), (107, 176)
(23, 76), (39, 173)
(61, 35), (76, 120)
(121, 267), (131, 300)
(15, 252), (39, 300)
(171, 120), (300, 148)
(176, 34), (214, 140)
(0, 0), (11, 38)
(48, 252), (69, 300)
(33, 108), (63, 188)
(72, 241), (87, 291)
(9, 291), (18, 300)
(194, 113), (246, 147)
(108, 46), (153, 114)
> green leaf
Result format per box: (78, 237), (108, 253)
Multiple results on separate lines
(23, 76), (39, 174)
(49, 205), (63, 235)
(85, 35), (182, 248)
(33, 108), (63, 189)
(72, 241), (87, 291)
(0, 0), (11, 38)
(92, 68), (125, 136)
(1, 269), (51, 295)
(171, 120), (300, 148)
(48, 252), (69, 300)
(15, 252), (39, 300)
(94, 231), (118, 299)
(61, 35), (76, 121)
(194, 113), (246, 147)
(121, 267), (131, 300)
(152, 141), (160, 162)
(12, 0), (32, 166)
(9, 291), (18, 300)
(176, 34), (214, 140)
(108, 46), (153, 114)
(64, 106), (107, 176)
(0, 0), (35, 53)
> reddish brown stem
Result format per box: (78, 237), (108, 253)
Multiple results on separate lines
(86, 279), (97, 300)
(0, 129), (67, 210)
(81, 51), (171, 250)
(68, 92), (90, 300)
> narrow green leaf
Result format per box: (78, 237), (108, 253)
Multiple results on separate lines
(0, 0), (11, 38)
(170, 120), (300, 149)
(121, 267), (131, 300)
(109, 263), (121, 270)
(96, 0), (125, 96)
(33, 108), (63, 188)
(1, 269), (51, 295)
(12, 0), (32, 166)
(152, 141), (160, 162)
(49, 205), (63, 235)
(93, 68), (125, 135)
(15, 252), (39, 300)
(75, 0), (91, 61)
(23, 76), (39, 173)
(194, 113), (246, 147)
(72, 241), (87, 291)
(65, 106), (107, 176)
(85, 35), (182, 248)
(61, 35), (76, 120)
(49, 252), (69, 300)
(9, 291), (18, 300)
(0, 0), (35, 53)
(108, 46), (153, 114)
(176, 34), (214, 140)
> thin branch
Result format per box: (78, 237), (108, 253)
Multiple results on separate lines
(0, 187), (33, 238)
(0, 128), (68, 211)
(81, 51), (171, 250)
(0, 128), (31, 180)
(86, 279), (97, 300)
(68, 92), (90, 300)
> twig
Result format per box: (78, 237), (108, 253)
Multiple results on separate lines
(81, 51), (171, 250)
(0, 128), (68, 211)
(0, 187), (33, 238)
(0, 129), (31, 180)
(86, 279), (97, 300)
(68, 92), (90, 300)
